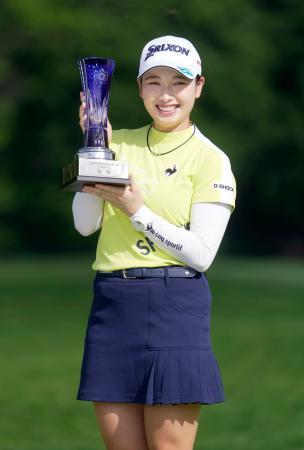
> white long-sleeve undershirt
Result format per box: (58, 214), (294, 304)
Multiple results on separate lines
(72, 192), (104, 236)
(72, 192), (232, 272)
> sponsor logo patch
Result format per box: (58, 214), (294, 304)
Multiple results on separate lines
(213, 182), (234, 192)
(164, 165), (177, 176)
(145, 43), (190, 61)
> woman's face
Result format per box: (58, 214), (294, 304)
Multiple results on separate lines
(138, 67), (205, 132)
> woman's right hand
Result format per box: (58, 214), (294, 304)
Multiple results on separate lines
(79, 91), (112, 143)
(79, 91), (87, 133)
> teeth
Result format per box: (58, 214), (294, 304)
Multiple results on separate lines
(158, 105), (176, 111)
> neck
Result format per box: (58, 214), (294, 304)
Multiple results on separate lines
(146, 122), (196, 157)
(152, 120), (192, 133)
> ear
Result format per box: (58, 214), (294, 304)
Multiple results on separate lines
(137, 78), (143, 99)
(195, 76), (205, 99)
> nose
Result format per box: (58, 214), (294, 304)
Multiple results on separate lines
(158, 86), (173, 102)
(159, 92), (172, 103)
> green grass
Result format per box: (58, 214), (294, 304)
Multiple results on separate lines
(0, 255), (303, 450)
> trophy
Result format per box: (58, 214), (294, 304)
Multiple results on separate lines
(61, 57), (130, 191)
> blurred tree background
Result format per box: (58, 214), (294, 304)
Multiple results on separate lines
(0, 0), (303, 256)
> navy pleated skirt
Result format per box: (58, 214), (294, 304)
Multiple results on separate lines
(77, 271), (225, 405)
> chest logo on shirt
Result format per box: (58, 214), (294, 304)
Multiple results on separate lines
(164, 165), (177, 177)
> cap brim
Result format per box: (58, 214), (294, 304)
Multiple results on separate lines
(137, 64), (196, 80)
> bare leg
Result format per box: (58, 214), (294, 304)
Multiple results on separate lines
(144, 403), (201, 450)
(94, 402), (149, 450)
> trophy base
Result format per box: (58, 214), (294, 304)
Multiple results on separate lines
(61, 151), (130, 192)
(61, 175), (131, 192)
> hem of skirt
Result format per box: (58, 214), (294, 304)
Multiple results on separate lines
(77, 392), (225, 405)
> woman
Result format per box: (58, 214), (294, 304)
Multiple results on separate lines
(73, 35), (236, 450)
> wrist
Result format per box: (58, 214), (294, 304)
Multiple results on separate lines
(126, 202), (144, 217)
(130, 205), (157, 231)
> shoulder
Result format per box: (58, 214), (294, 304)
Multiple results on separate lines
(193, 127), (232, 169)
(191, 127), (236, 192)
(191, 128), (236, 208)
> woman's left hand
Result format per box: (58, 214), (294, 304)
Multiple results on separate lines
(82, 174), (143, 217)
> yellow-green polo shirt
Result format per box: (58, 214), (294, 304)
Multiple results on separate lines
(92, 125), (236, 271)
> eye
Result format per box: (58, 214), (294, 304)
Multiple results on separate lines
(174, 81), (188, 86)
(143, 80), (159, 86)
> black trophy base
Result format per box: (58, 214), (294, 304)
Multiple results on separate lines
(61, 175), (131, 192)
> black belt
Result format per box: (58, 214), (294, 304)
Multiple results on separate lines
(97, 266), (200, 279)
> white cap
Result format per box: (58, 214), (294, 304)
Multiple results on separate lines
(137, 35), (202, 80)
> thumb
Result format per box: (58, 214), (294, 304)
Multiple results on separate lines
(129, 173), (136, 190)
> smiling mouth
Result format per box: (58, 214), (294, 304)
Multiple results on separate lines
(157, 105), (179, 113)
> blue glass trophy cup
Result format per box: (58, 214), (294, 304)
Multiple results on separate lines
(61, 57), (129, 191)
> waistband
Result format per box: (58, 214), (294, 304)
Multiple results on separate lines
(97, 266), (200, 279)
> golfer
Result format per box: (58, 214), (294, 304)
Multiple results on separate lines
(73, 35), (236, 450)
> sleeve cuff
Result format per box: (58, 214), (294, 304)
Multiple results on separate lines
(130, 205), (158, 231)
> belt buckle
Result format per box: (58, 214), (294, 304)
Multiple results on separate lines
(122, 269), (136, 279)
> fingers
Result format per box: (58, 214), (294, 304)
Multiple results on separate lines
(82, 184), (131, 204)
(79, 91), (87, 132)
(94, 183), (127, 194)
(106, 119), (112, 143)
(82, 186), (109, 199)
(79, 103), (86, 120)
(128, 173), (137, 191)
(79, 92), (112, 139)
(129, 173), (134, 188)
(82, 186), (102, 197)
(82, 180), (143, 216)
(82, 184), (124, 195)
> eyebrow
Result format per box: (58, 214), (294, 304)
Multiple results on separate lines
(143, 74), (187, 81)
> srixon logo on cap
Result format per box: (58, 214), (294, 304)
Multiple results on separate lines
(145, 43), (190, 61)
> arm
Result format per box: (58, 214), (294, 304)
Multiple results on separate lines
(72, 192), (104, 236)
(131, 202), (232, 272)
